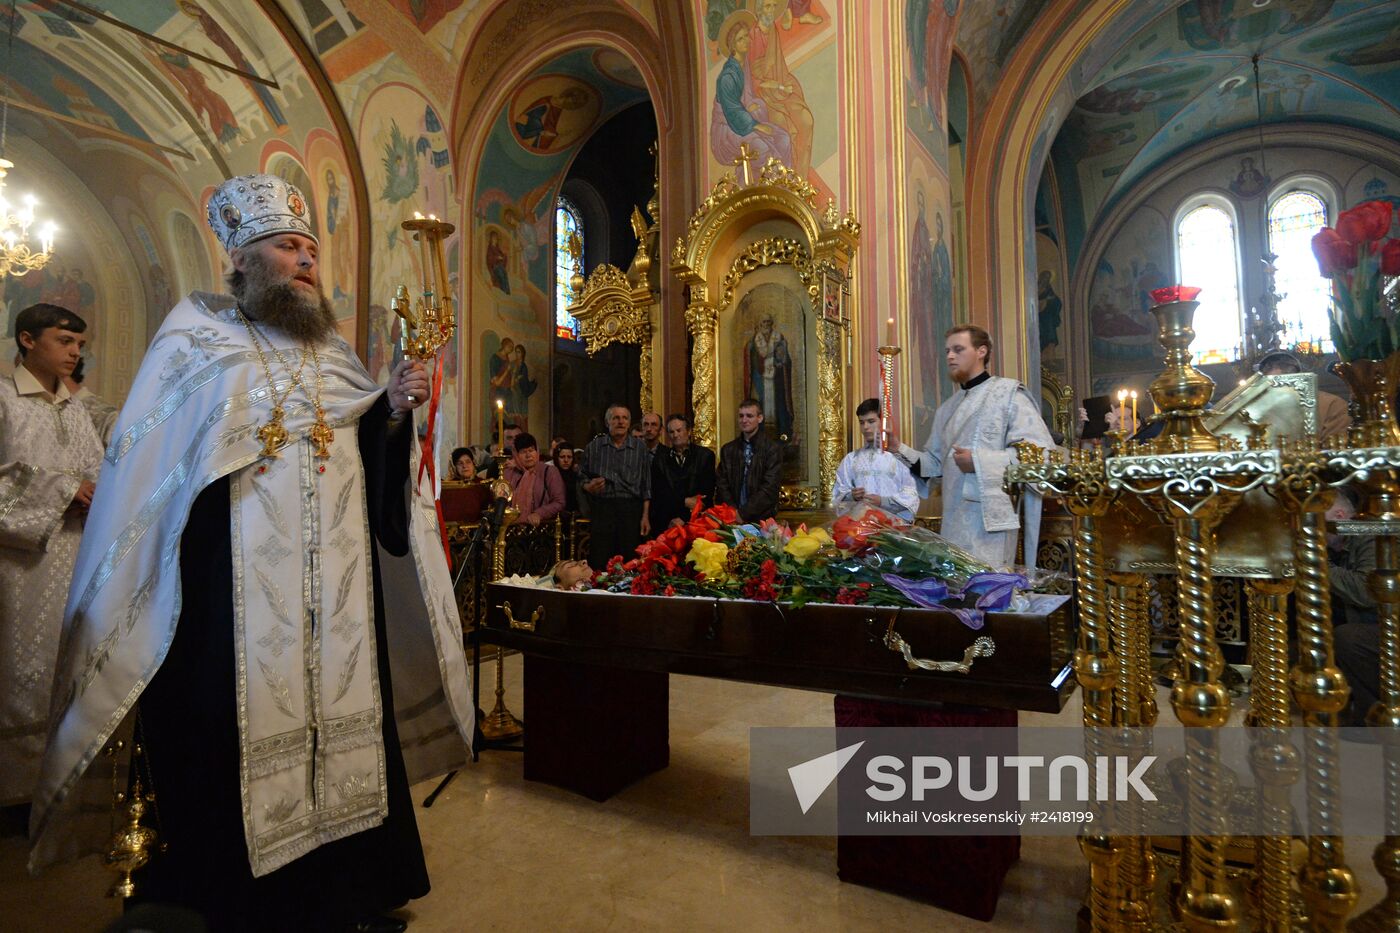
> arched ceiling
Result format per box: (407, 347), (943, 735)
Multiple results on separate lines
(1053, 0), (1400, 226)
(954, 0), (1051, 112)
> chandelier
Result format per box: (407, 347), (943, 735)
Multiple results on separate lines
(0, 0), (56, 278)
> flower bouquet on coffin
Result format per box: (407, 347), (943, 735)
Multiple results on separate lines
(589, 499), (1050, 629)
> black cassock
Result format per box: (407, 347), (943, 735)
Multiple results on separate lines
(132, 399), (429, 932)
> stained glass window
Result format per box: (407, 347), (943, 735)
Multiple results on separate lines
(555, 197), (583, 341)
(1176, 203), (1244, 361)
(1269, 189), (1332, 352)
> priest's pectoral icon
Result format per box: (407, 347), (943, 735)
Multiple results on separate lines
(311, 409), (334, 460)
(257, 405), (290, 458)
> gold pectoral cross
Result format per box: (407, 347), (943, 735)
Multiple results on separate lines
(310, 407), (334, 460)
(257, 405), (289, 458)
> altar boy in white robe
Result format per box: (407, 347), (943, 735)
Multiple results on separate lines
(895, 325), (1053, 568)
(832, 397), (919, 522)
(0, 304), (103, 808)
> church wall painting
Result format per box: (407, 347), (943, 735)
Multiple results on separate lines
(903, 144), (954, 446)
(305, 130), (360, 324)
(700, 0), (838, 202)
(469, 46), (652, 441)
(905, 0), (961, 170)
(355, 81), (457, 384)
(1085, 204), (1168, 388)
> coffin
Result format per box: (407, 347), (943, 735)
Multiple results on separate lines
(482, 584), (1076, 713)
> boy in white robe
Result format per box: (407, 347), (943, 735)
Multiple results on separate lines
(0, 304), (102, 806)
(831, 397), (919, 521)
(895, 325), (1054, 567)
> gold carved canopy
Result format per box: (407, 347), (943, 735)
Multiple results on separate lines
(670, 154), (860, 509)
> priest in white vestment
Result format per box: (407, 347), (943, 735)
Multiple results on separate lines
(0, 304), (103, 806)
(896, 325), (1054, 568)
(31, 175), (473, 933)
(832, 397), (920, 522)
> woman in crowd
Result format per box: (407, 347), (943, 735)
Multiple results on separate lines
(554, 443), (581, 513)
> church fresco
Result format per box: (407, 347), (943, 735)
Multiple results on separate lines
(1059, 0), (1400, 228)
(509, 74), (604, 155)
(904, 0), (960, 168)
(954, 0), (1049, 111)
(700, 0), (837, 200)
(356, 81), (457, 383)
(305, 132), (359, 321)
(1085, 205), (1169, 381)
(904, 145), (954, 444)
(470, 45), (651, 438)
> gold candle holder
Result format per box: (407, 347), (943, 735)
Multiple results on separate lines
(480, 457), (524, 742)
(1146, 299), (1220, 454)
(876, 345), (900, 452)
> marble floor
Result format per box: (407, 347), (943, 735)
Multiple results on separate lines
(0, 658), (1390, 932)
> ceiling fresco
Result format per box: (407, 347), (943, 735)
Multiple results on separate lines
(1055, 0), (1400, 226)
(954, 0), (1050, 110)
(7, 0), (308, 162)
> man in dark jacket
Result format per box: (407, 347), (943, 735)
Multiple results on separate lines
(715, 397), (783, 522)
(650, 413), (717, 531)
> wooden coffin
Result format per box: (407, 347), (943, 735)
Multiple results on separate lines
(482, 585), (1076, 713)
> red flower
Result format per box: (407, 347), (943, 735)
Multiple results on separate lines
(606, 555), (625, 574)
(664, 585), (676, 597)
(1336, 200), (1394, 246)
(1149, 285), (1202, 305)
(706, 503), (740, 525)
(1313, 227), (1358, 276)
(1382, 239), (1400, 277)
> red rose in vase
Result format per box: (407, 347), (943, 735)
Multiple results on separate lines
(1336, 200), (1393, 246)
(1382, 239), (1400, 277)
(1312, 227), (1358, 276)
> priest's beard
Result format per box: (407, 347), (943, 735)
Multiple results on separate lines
(229, 254), (338, 345)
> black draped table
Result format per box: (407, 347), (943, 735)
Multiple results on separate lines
(480, 584), (1076, 920)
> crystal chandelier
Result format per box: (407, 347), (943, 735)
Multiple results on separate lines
(0, 0), (56, 278)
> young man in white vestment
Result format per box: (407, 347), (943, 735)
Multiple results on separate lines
(30, 175), (474, 933)
(895, 325), (1054, 568)
(0, 304), (104, 810)
(831, 397), (919, 522)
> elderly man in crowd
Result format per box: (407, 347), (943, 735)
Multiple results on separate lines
(579, 403), (651, 569)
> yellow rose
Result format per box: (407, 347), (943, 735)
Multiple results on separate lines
(783, 526), (833, 562)
(687, 538), (730, 581)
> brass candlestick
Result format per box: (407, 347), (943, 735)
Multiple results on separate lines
(876, 345), (901, 451)
(480, 461), (524, 742)
(392, 214), (457, 363)
(1147, 298), (1219, 453)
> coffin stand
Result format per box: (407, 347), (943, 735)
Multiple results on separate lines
(483, 585), (1074, 920)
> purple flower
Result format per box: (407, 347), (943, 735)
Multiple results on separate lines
(880, 573), (950, 609)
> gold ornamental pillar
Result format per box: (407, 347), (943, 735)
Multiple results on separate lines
(1352, 530), (1400, 933)
(1245, 577), (1299, 933)
(684, 300), (720, 451)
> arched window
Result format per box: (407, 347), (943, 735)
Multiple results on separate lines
(555, 196), (584, 340)
(1268, 188), (1331, 350)
(1175, 200), (1244, 361)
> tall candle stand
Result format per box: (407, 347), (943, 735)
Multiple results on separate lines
(877, 344), (900, 450)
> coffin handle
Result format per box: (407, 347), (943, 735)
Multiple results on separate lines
(497, 600), (543, 632)
(883, 621), (995, 674)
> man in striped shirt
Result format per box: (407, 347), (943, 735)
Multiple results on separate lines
(579, 403), (652, 569)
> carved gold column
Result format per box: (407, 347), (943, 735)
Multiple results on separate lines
(638, 318), (654, 415)
(1246, 578), (1299, 933)
(1353, 530), (1400, 933)
(1108, 570), (1155, 931)
(1283, 478), (1358, 931)
(1171, 504), (1240, 932)
(817, 317), (844, 507)
(686, 302), (719, 452)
